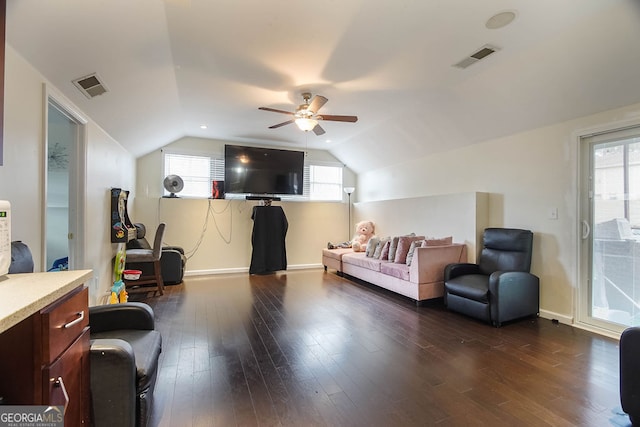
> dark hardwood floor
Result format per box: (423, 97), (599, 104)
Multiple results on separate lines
(132, 270), (630, 426)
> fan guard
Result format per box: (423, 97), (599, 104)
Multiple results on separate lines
(163, 175), (184, 197)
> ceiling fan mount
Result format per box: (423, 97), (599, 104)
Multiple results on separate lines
(259, 92), (358, 136)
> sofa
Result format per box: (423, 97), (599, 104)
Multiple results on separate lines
(323, 236), (467, 303)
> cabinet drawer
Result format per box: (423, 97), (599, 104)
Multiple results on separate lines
(43, 328), (90, 426)
(41, 286), (89, 364)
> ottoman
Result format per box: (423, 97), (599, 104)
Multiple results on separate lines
(322, 248), (353, 275)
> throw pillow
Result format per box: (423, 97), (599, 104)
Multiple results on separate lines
(406, 239), (426, 266)
(380, 240), (391, 260)
(388, 236), (400, 261)
(388, 233), (416, 261)
(365, 237), (380, 257)
(373, 237), (390, 259)
(424, 236), (453, 246)
(394, 235), (425, 264)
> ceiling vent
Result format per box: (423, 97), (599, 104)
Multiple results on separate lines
(453, 44), (500, 69)
(72, 73), (108, 99)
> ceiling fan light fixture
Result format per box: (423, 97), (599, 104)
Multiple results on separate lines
(295, 117), (318, 132)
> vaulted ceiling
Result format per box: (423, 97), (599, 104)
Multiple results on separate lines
(7, 1), (640, 173)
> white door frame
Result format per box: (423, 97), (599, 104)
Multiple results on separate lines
(42, 84), (88, 271)
(575, 116), (640, 337)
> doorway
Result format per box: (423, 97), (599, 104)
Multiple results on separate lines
(579, 124), (640, 333)
(44, 94), (86, 272)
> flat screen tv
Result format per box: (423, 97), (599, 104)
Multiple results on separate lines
(224, 145), (304, 195)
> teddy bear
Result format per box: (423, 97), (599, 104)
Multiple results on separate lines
(351, 220), (376, 252)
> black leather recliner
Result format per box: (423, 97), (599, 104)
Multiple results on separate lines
(444, 228), (540, 327)
(126, 223), (186, 285)
(89, 303), (162, 427)
(620, 327), (640, 425)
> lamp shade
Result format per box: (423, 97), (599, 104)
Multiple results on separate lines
(295, 118), (318, 132)
(343, 187), (355, 195)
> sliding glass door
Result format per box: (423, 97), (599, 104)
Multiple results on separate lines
(579, 125), (640, 332)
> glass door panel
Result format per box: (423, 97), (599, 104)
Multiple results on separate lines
(590, 137), (640, 327)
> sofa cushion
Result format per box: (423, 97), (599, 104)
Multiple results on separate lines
(444, 274), (489, 303)
(373, 237), (390, 259)
(388, 233), (417, 261)
(342, 253), (384, 272)
(380, 262), (410, 281)
(405, 239), (425, 266)
(394, 235), (425, 264)
(380, 240), (391, 260)
(388, 236), (400, 261)
(366, 237), (380, 257)
(322, 248), (352, 261)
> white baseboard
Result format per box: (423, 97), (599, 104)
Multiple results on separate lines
(539, 309), (574, 325)
(184, 267), (248, 276)
(286, 263), (323, 270)
(184, 263), (323, 277)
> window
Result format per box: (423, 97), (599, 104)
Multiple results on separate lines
(163, 152), (344, 201)
(307, 165), (343, 201)
(163, 153), (223, 198)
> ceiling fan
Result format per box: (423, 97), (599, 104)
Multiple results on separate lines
(259, 92), (358, 136)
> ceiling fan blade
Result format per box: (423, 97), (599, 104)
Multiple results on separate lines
(312, 124), (326, 136)
(259, 107), (294, 115)
(307, 95), (328, 114)
(318, 114), (358, 123)
(269, 120), (294, 129)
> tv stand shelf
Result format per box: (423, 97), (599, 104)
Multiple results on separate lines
(246, 195), (281, 201)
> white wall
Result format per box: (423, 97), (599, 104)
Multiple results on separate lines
(353, 192), (489, 263)
(0, 46), (136, 305)
(134, 137), (355, 272)
(356, 102), (640, 322)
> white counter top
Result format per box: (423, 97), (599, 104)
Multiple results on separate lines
(0, 269), (93, 333)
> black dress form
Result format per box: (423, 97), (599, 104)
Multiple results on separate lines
(250, 206), (288, 274)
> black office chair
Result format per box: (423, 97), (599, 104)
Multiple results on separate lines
(444, 228), (540, 327)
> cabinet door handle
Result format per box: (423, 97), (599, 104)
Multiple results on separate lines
(52, 376), (69, 414)
(63, 311), (84, 329)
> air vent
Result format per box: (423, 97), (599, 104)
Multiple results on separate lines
(453, 44), (500, 69)
(72, 73), (108, 99)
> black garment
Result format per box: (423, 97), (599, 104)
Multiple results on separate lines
(250, 206), (288, 274)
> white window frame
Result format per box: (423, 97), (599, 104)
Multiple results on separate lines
(163, 151), (344, 201)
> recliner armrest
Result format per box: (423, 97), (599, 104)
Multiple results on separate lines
(161, 248), (186, 265)
(489, 271), (540, 326)
(489, 271), (539, 294)
(445, 263), (480, 281)
(89, 302), (155, 333)
(163, 246), (185, 255)
(90, 339), (137, 427)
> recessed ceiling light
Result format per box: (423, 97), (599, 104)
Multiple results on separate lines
(325, 139), (332, 143)
(200, 124), (208, 129)
(486, 11), (517, 29)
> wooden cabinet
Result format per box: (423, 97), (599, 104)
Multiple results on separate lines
(0, 283), (90, 426)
